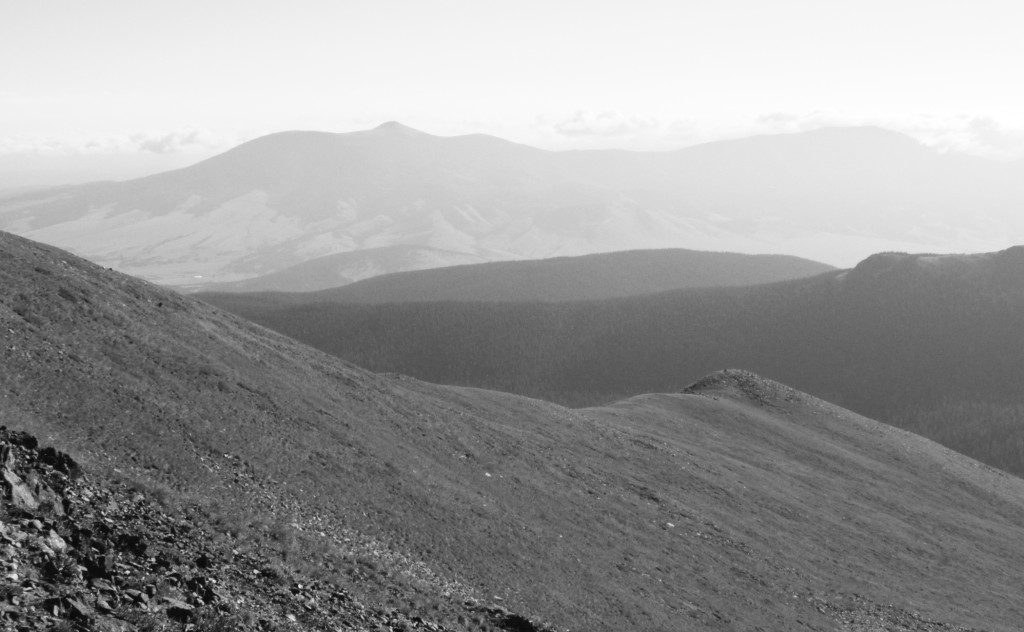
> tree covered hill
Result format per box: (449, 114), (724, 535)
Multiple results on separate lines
(286, 248), (835, 302)
(202, 247), (1024, 475)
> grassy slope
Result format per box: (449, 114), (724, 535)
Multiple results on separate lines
(201, 247), (1024, 474)
(4, 231), (1024, 630)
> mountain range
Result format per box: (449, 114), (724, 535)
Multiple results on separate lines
(193, 244), (488, 293)
(2, 123), (1023, 287)
(201, 246), (1024, 477)
(5, 230), (1024, 630)
(208, 248), (833, 301)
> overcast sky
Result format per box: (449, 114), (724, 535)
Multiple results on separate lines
(3, 0), (1022, 186)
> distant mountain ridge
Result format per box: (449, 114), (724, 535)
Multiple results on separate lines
(203, 245), (1024, 476)
(2, 123), (1022, 286)
(186, 244), (488, 293)
(198, 248), (833, 299)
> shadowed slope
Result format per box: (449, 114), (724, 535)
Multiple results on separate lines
(275, 248), (834, 302)
(4, 232), (1024, 630)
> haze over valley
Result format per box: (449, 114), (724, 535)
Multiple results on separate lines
(3, 123), (1024, 289)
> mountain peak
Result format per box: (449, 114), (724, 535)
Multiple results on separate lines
(372, 121), (424, 135)
(682, 369), (804, 407)
(846, 246), (1024, 295)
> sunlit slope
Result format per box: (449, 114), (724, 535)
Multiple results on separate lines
(187, 245), (488, 293)
(3, 231), (1024, 630)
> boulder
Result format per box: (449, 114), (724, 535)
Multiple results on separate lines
(3, 470), (39, 512)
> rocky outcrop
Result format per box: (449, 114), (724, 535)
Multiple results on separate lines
(0, 426), (559, 631)
(682, 369), (805, 407)
(0, 427), (411, 631)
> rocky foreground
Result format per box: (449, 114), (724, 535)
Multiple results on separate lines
(0, 426), (548, 632)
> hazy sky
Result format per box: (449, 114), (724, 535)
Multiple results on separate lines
(3, 0), (1022, 185)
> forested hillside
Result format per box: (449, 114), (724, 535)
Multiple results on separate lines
(203, 247), (1024, 475)
(294, 249), (834, 302)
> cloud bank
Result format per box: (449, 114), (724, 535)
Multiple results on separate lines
(752, 110), (1024, 160)
(0, 129), (229, 156)
(553, 110), (661, 139)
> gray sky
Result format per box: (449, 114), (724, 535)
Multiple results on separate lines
(3, 0), (1022, 185)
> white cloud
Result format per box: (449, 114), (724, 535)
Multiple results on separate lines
(553, 110), (661, 139)
(890, 115), (1024, 160)
(755, 112), (801, 126)
(0, 129), (231, 157)
(0, 129), (236, 187)
(750, 111), (1024, 160)
(753, 110), (866, 134)
(524, 111), (703, 151)
(954, 117), (1024, 156)
(131, 130), (203, 154)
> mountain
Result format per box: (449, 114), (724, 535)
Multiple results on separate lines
(202, 246), (1024, 476)
(5, 230), (1024, 630)
(227, 248), (833, 302)
(185, 244), (488, 293)
(2, 123), (1022, 287)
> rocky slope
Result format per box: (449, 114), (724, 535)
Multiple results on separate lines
(0, 427), (555, 632)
